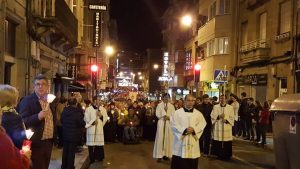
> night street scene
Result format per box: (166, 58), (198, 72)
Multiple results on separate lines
(1, 0), (300, 169)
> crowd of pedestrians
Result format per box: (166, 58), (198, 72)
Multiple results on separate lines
(0, 73), (271, 169)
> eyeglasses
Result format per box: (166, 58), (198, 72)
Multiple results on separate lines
(34, 83), (48, 87)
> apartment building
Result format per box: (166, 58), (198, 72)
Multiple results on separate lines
(236, 0), (295, 101)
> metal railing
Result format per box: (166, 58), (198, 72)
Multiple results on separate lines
(240, 39), (269, 53)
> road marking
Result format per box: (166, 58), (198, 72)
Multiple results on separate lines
(232, 155), (263, 169)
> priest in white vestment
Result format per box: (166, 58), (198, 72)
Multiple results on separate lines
(153, 93), (175, 162)
(211, 94), (235, 160)
(170, 94), (206, 169)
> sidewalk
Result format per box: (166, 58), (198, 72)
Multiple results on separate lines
(233, 133), (274, 150)
(49, 147), (89, 169)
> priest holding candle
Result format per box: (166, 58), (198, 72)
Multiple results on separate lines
(18, 74), (56, 169)
(170, 94), (206, 169)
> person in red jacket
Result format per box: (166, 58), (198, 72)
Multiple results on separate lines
(257, 101), (270, 146)
(0, 84), (31, 169)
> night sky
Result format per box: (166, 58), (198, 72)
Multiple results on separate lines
(110, 0), (169, 52)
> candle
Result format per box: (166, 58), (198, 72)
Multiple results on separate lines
(45, 94), (56, 111)
(47, 94), (56, 103)
(25, 129), (34, 140)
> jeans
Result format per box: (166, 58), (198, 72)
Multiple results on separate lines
(124, 126), (137, 140)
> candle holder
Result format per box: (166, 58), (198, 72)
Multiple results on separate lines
(45, 94), (56, 110)
(21, 129), (34, 154)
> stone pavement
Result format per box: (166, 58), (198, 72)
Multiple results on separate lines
(87, 140), (275, 169)
(49, 147), (89, 169)
(49, 133), (275, 169)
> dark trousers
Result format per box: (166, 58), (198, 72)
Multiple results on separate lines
(117, 125), (124, 141)
(171, 155), (199, 169)
(239, 118), (247, 137)
(247, 120), (254, 139)
(31, 139), (53, 169)
(200, 126), (211, 155)
(57, 126), (63, 147)
(88, 146), (104, 163)
(233, 121), (240, 136)
(61, 141), (77, 169)
(256, 124), (267, 144)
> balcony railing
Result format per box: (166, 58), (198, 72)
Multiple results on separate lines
(247, 0), (270, 10)
(240, 39), (270, 64)
(29, 0), (78, 50)
(240, 39), (269, 53)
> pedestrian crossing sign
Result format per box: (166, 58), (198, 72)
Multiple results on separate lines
(214, 70), (229, 83)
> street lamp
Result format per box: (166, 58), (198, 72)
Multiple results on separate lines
(105, 46), (114, 55)
(153, 64), (159, 70)
(181, 14), (193, 27)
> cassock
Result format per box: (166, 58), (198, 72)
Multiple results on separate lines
(210, 104), (234, 160)
(84, 105), (108, 162)
(170, 107), (206, 169)
(153, 102), (175, 159)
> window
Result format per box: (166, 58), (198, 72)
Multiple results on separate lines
(241, 21), (248, 45)
(209, 1), (217, 20)
(219, 0), (230, 15)
(259, 12), (267, 40)
(218, 37), (229, 54)
(4, 19), (16, 57)
(207, 37), (229, 56)
(4, 62), (12, 85)
(207, 39), (215, 56)
(280, 1), (291, 34)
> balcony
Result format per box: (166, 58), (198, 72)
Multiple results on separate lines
(247, 0), (270, 10)
(28, 0), (78, 52)
(240, 39), (270, 64)
(197, 15), (232, 45)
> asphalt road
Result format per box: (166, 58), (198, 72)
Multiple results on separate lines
(87, 139), (275, 169)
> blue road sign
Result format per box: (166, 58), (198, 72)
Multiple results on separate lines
(214, 70), (229, 83)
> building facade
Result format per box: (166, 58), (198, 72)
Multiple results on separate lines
(0, 0), (29, 96)
(184, 0), (237, 98)
(236, 0), (295, 102)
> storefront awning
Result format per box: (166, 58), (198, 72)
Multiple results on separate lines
(68, 82), (86, 92)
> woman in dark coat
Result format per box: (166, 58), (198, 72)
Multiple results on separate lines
(61, 98), (85, 169)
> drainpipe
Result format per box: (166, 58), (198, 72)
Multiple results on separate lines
(25, 0), (31, 95)
(234, 0), (240, 94)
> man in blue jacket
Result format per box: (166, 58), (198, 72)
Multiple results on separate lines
(61, 98), (85, 169)
(18, 74), (56, 169)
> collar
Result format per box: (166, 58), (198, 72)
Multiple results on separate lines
(183, 107), (194, 113)
(1, 106), (16, 113)
(220, 104), (226, 107)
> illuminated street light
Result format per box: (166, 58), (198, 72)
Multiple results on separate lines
(181, 14), (193, 27)
(91, 64), (98, 72)
(194, 64), (201, 71)
(105, 46), (114, 55)
(153, 64), (159, 69)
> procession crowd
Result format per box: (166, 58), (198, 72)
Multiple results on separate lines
(0, 74), (271, 169)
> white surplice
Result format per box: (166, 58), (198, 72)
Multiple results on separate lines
(171, 108), (206, 159)
(211, 104), (234, 141)
(84, 105), (108, 146)
(153, 102), (175, 158)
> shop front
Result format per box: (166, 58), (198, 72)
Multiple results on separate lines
(236, 74), (268, 102)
